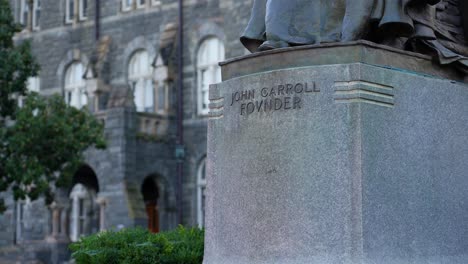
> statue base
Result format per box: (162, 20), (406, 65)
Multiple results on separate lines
(205, 42), (468, 264)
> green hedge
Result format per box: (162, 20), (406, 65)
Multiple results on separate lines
(69, 226), (204, 264)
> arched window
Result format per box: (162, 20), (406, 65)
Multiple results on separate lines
(69, 183), (95, 242)
(68, 165), (99, 242)
(197, 158), (207, 227)
(197, 38), (224, 115)
(128, 50), (154, 112)
(65, 62), (87, 108)
(153, 55), (169, 114)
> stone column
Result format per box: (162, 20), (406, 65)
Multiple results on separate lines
(59, 206), (69, 238)
(70, 195), (79, 241)
(50, 203), (60, 237)
(96, 197), (107, 231)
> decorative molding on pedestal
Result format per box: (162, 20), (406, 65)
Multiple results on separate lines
(208, 84), (224, 119)
(334, 80), (394, 108)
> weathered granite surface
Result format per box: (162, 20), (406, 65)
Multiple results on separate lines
(205, 44), (468, 264)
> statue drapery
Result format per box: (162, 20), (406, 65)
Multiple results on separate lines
(241, 0), (468, 74)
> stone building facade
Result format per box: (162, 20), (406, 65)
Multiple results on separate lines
(0, 0), (253, 263)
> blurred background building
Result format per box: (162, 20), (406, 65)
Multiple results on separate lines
(0, 0), (253, 262)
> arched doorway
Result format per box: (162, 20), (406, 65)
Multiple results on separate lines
(69, 165), (99, 241)
(141, 177), (159, 233)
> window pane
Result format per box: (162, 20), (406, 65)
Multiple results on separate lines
(65, 62), (85, 108)
(65, 68), (72, 85)
(140, 52), (149, 75)
(33, 0), (41, 29)
(157, 83), (165, 112)
(82, 0), (87, 17)
(129, 58), (137, 77)
(144, 79), (154, 112)
(34, 9), (40, 29)
(66, 91), (72, 105)
(21, 0), (29, 26)
(123, 0), (132, 9)
(215, 67), (221, 83)
(197, 38), (224, 114)
(27, 77), (40, 92)
(128, 50), (151, 112)
(80, 89), (88, 107)
(68, 0), (75, 21)
(207, 39), (217, 62)
(219, 40), (225, 62)
(202, 69), (212, 110)
(76, 63), (84, 85)
(201, 69), (211, 88)
(134, 81), (144, 112)
(129, 51), (150, 78)
(72, 90), (79, 107)
(201, 162), (206, 180)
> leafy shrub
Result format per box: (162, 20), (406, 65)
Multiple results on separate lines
(69, 226), (204, 264)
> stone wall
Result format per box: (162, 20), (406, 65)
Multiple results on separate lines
(2, 0), (254, 262)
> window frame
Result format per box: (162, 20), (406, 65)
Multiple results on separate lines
(16, 0), (42, 31)
(128, 50), (155, 112)
(153, 55), (169, 115)
(66, 0), (87, 24)
(32, 0), (41, 30)
(155, 81), (169, 114)
(64, 62), (87, 109)
(136, 0), (146, 9)
(69, 183), (90, 242)
(65, 0), (75, 24)
(19, 0), (29, 27)
(121, 0), (133, 12)
(196, 37), (225, 115)
(78, 0), (88, 21)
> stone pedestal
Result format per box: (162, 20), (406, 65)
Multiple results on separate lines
(205, 41), (468, 264)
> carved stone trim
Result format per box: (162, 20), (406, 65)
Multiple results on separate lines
(334, 80), (394, 108)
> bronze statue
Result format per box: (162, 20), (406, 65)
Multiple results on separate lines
(241, 0), (468, 74)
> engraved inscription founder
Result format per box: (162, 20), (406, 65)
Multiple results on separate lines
(231, 82), (319, 115)
(241, 0), (468, 75)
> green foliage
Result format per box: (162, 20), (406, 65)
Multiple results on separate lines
(0, 0), (106, 212)
(0, 94), (106, 207)
(0, 0), (40, 118)
(69, 226), (204, 264)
